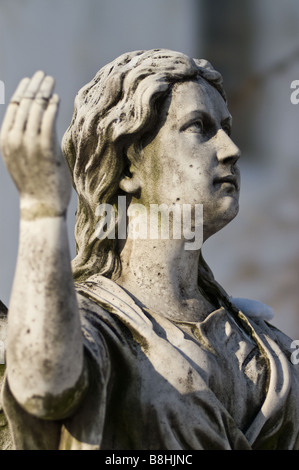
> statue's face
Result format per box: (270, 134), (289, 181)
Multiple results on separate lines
(132, 77), (241, 241)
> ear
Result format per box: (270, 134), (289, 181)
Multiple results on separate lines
(119, 174), (141, 194)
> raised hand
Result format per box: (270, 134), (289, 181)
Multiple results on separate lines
(0, 71), (71, 219)
(0, 74), (86, 421)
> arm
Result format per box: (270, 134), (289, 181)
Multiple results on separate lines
(0, 71), (87, 420)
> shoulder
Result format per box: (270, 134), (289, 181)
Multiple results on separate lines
(231, 297), (299, 366)
(230, 297), (274, 321)
(75, 288), (142, 364)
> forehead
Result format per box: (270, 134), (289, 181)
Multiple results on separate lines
(167, 78), (230, 123)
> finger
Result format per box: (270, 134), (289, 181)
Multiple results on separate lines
(35, 75), (55, 100)
(0, 78), (30, 138)
(14, 71), (46, 132)
(10, 77), (31, 104)
(26, 76), (55, 137)
(40, 94), (60, 143)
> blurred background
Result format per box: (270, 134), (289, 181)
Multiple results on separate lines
(0, 0), (298, 337)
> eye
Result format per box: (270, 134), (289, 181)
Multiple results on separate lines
(183, 120), (204, 133)
(222, 123), (232, 136)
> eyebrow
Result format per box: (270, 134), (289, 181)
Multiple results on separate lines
(221, 116), (233, 135)
(178, 110), (232, 132)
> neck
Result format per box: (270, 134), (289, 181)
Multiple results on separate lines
(116, 236), (215, 322)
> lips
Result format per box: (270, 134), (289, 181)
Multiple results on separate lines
(213, 174), (239, 191)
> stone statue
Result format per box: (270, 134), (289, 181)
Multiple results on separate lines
(0, 49), (299, 450)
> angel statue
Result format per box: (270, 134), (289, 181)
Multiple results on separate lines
(0, 49), (298, 450)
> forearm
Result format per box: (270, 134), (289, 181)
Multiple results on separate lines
(0, 71), (87, 419)
(6, 214), (86, 419)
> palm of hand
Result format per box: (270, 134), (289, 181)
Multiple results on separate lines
(0, 71), (71, 218)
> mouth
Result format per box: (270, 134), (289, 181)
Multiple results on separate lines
(213, 175), (240, 192)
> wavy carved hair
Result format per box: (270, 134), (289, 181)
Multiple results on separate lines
(62, 49), (238, 313)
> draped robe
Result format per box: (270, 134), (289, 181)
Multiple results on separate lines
(2, 275), (299, 450)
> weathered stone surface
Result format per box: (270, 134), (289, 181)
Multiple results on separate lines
(0, 49), (299, 450)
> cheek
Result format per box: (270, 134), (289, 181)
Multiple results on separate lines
(186, 143), (215, 173)
(188, 163), (213, 191)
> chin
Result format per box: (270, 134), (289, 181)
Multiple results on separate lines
(223, 195), (239, 218)
(203, 198), (239, 241)
(221, 197), (239, 228)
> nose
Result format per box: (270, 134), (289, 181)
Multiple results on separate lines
(215, 129), (241, 166)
